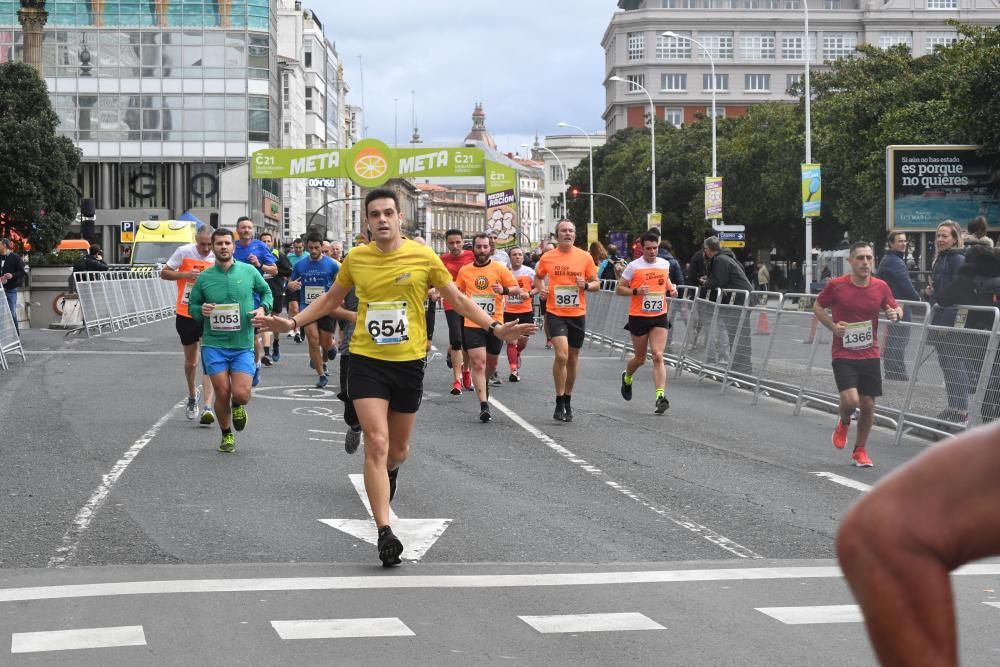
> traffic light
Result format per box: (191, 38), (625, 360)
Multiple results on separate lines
(568, 186), (580, 200)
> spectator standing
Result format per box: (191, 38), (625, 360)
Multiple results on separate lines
(876, 231), (920, 381)
(655, 237), (686, 289)
(966, 215), (994, 248)
(0, 238), (26, 333)
(597, 243), (628, 283)
(756, 261), (770, 292)
(588, 240), (608, 268)
(924, 220), (968, 423)
(701, 236), (754, 374)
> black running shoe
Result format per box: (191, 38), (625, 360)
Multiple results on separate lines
(508, 371), (520, 383)
(377, 526), (403, 567)
(388, 467), (399, 502)
(553, 402), (567, 422)
(655, 395), (670, 414)
(344, 426), (361, 454)
(260, 355), (273, 367)
(564, 403), (573, 422)
(620, 371), (632, 401)
(480, 405), (492, 422)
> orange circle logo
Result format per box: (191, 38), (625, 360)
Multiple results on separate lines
(353, 147), (388, 181)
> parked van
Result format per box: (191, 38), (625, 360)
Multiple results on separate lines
(130, 220), (198, 265)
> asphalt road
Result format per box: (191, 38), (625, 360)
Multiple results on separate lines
(2, 319), (998, 665)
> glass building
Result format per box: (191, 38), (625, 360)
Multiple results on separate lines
(0, 0), (279, 240)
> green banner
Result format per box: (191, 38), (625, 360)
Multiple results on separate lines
(251, 140), (486, 187)
(485, 160), (519, 249)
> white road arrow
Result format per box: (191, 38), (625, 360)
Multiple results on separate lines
(319, 474), (451, 561)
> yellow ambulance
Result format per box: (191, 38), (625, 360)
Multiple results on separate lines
(130, 220), (198, 266)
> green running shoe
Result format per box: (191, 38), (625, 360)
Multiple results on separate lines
(219, 432), (236, 453)
(232, 405), (248, 432)
(199, 407), (215, 427)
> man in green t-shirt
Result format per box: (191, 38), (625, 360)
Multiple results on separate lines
(188, 228), (273, 453)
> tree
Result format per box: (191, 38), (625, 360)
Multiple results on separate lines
(0, 62), (80, 252)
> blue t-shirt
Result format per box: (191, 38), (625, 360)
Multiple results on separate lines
(233, 238), (275, 307)
(291, 255), (339, 308)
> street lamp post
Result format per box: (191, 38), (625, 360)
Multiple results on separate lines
(609, 75), (655, 216)
(557, 122), (594, 231)
(662, 32), (716, 177)
(522, 143), (567, 220)
(803, 0), (814, 293)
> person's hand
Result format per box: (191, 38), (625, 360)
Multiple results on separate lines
(669, 287), (678, 298)
(188, 267), (202, 280)
(492, 283), (504, 295)
(575, 276), (587, 289)
(699, 276), (707, 285)
(886, 308), (900, 322)
(249, 254), (261, 267)
(496, 321), (537, 342)
(252, 314), (294, 333)
(287, 279), (301, 291)
(201, 303), (216, 316)
(636, 284), (650, 296)
(833, 321), (847, 338)
(428, 288), (440, 302)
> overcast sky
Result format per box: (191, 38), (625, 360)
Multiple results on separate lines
(308, 1), (616, 157)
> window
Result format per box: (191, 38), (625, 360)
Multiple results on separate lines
(741, 32), (775, 60)
(283, 121), (290, 135)
(711, 106), (726, 119)
(304, 44), (312, 68)
(550, 165), (564, 182)
(305, 86), (313, 111)
(656, 32), (691, 59)
(783, 0), (801, 7)
(699, 32), (733, 60)
(703, 73), (729, 91)
(745, 73), (770, 91)
(823, 33), (858, 60)
(665, 108), (683, 128)
(282, 71), (290, 109)
(782, 33), (816, 61)
(661, 73), (687, 91)
(879, 32), (912, 49)
(625, 74), (646, 92)
(824, 0), (841, 8)
(627, 31), (645, 61)
(927, 0), (957, 8)
(926, 32), (959, 51)
(786, 73), (803, 90)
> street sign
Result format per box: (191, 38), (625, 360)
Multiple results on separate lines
(719, 232), (745, 241)
(120, 220), (135, 244)
(711, 220), (745, 233)
(721, 241), (745, 248)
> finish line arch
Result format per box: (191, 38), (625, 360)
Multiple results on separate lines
(251, 138), (520, 248)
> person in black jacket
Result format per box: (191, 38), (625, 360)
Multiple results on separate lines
(702, 236), (753, 374)
(0, 238), (26, 332)
(924, 221), (968, 422)
(259, 232), (292, 365)
(876, 231), (920, 381)
(935, 242), (1000, 423)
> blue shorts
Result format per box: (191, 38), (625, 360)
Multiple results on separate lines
(202, 347), (256, 378)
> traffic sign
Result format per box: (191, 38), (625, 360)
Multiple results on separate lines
(719, 232), (745, 241)
(711, 220), (745, 233)
(121, 220), (135, 244)
(721, 241), (745, 248)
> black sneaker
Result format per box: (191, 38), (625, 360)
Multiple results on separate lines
(327, 347), (338, 362)
(344, 426), (361, 454)
(508, 371), (520, 383)
(388, 467), (399, 502)
(620, 371), (632, 401)
(260, 355), (273, 367)
(479, 404), (492, 422)
(294, 332), (302, 344)
(655, 395), (670, 414)
(564, 401), (573, 422)
(377, 526), (403, 568)
(553, 401), (567, 422)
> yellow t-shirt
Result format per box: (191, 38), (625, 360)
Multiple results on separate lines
(335, 239), (452, 361)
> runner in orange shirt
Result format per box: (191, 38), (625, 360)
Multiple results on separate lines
(533, 219), (600, 422)
(455, 233), (520, 422)
(504, 246), (536, 382)
(616, 231), (678, 414)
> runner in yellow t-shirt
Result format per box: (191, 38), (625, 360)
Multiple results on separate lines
(254, 188), (535, 567)
(455, 233), (520, 423)
(533, 219), (599, 422)
(615, 231), (677, 414)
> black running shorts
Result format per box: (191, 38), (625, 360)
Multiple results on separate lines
(445, 309), (464, 350)
(625, 314), (669, 338)
(175, 314), (203, 346)
(305, 314), (336, 334)
(463, 325), (503, 355)
(346, 353), (425, 413)
(832, 358), (883, 397)
(545, 313), (586, 349)
(504, 311), (534, 325)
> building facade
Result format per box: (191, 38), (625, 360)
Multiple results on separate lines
(533, 132), (607, 238)
(510, 155), (546, 248)
(0, 0), (281, 255)
(415, 182), (487, 253)
(602, 0), (1000, 134)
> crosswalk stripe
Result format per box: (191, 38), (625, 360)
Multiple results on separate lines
(519, 612), (665, 634)
(756, 605), (863, 624)
(810, 472), (872, 492)
(984, 602), (1000, 610)
(11, 625), (146, 653)
(270, 618), (414, 640)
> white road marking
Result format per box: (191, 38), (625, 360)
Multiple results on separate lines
(4, 564), (999, 603)
(756, 605), (863, 624)
(47, 402), (181, 568)
(25, 350), (181, 356)
(11, 625), (146, 653)
(271, 617), (414, 640)
(318, 474), (451, 561)
(811, 472), (872, 493)
(985, 602), (1000, 610)
(519, 612), (665, 634)
(488, 397), (762, 559)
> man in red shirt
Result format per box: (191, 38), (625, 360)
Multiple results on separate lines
(440, 228), (475, 395)
(813, 241), (902, 467)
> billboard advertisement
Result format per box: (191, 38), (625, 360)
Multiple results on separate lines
(886, 145), (1000, 232)
(485, 159), (519, 249)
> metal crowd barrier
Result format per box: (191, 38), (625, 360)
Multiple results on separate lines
(583, 284), (1000, 443)
(74, 270), (175, 337)
(0, 284), (26, 370)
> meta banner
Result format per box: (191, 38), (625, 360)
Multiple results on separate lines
(251, 139), (485, 188)
(886, 145), (1000, 231)
(484, 159), (519, 249)
(801, 163), (821, 218)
